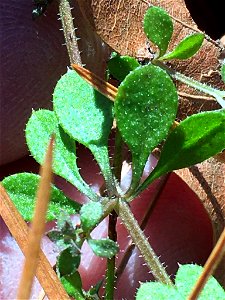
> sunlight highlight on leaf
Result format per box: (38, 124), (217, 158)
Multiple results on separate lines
(115, 65), (178, 193)
(26, 109), (100, 201)
(2, 173), (80, 221)
(160, 33), (204, 61)
(107, 52), (140, 81)
(53, 70), (115, 194)
(136, 109), (225, 195)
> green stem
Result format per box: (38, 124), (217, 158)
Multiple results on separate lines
(105, 129), (123, 298)
(105, 211), (117, 300)
(116, 174), (170, 280)
(58, 0), (82, 65)
(93, 145), (117, 198)
(100, 198), (118, 222)
(154, 61), (225, 107)
(113, 129), (123, 182)
(127, 166), (165, 202)
(105, 257), (116, 299)
(116, 199), (173, 285)
(125, 152), (147, 199)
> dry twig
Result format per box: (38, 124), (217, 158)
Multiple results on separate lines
(187, 227), (225, 299)
(0, 137), (70, 300)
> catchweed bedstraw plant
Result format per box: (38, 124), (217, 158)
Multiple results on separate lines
(2, 4), (225, 299)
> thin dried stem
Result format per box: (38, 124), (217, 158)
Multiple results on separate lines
(16, 137), (56, 299)
(72, 64), (117, 101)
(187, 227), (225, 300)
(178, 91), (215, 101)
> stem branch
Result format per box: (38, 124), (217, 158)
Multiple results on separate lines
(105, 211), (117, 299)
(154, 61), (225, 108)
(116, 199), (172, 285)
(113, 129), (123, 182)
(58, 0), (82, 65)
(116, 174), (170, 280)
(105, 129), (123, 298)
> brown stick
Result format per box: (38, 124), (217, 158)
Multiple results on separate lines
(0, 184), (70, 300)
(0, 138), (69, 299)
(72, 64), (117, 101)
(187, 227), (225, 300)
(16, 137), (55, 299)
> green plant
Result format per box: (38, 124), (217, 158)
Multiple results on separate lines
(136, 264), (225, 300)
(2, 4), (225, 299)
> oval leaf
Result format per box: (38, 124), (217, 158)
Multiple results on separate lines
(136, 282), (182, 300)
(26, 109), (99, 201)
(61, 272), (85, 300)
(138, 109), (225, 193)
(175, 264), (225, 299)
(143, 6), (173, 56)
(161, 33), (204, 61)
(80, 201), (103, 232)
(53, 70), (115, 193)
(57, 247), (81, 277)
(2, 173), (80, 221)
(115, 64), (178, 192)
(88, 238), (119, 258)
(107, 52), (140, 81)
(136, 264), (225, 299)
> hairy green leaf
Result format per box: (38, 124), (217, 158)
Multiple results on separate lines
(136, 282), (182, 300)
(115, 64), (178, 192)
(53, 70), (115, 193)
(56, 210), (74, 232)
(107, 52), (140, 81)
(88, 238), (119, 258)
(137, 110), (225, 194)
(47, 229), (72, 251)
(80, 201), (103, 232)
(48, 212), (77, 250)
(2, 173), (80, 221)
(26, 109), (99, 201)
(136, 264), (225, 299)
(61, 272), (85, 300)
(175, 264), (225, 299)
(143, 6), (173, 56)
(87, 280), (103, 298)
(57, 247), (81, 276)
(160, 33), (204, 60)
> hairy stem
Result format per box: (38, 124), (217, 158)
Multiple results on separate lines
(105, 211), (118, 299)
(105, 129), (124, 298)
(154, 61), (225, 107)
(116, 174), (170, 280)
(116, 199), (172, 285)
(58, 0), (82, 65)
